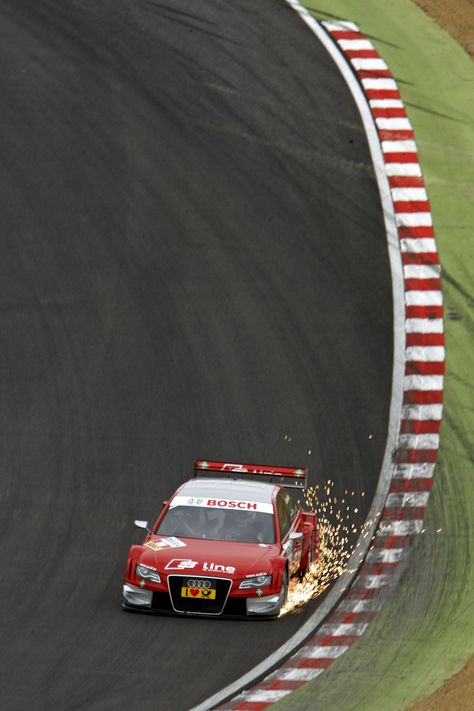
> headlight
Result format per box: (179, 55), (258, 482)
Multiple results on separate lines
(239, 574), (272, 589)
(136, 563), (161, 584)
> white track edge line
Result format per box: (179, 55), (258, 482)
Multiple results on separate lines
(188, 3), (405, 709)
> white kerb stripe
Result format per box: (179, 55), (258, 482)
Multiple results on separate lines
(400, 434), (440, 450)
(405, 319), (443, 333)
(351, 58), (388, 71)
(339, 39), (374, 50)
(386, 492), (431, 507)
(379, 520), (424, 535)
(376, 118), (412, 130)
(370, 99), (404, 108)
(330, 622), (369, 636)
(386, 163), (422, 176)
(405, 291), (443, 306)
(274, 668), (324, 681)
(392, 187), (428, 201)
(398, 433), (440, 449)
(304, 645), (348, 659)
(404, 264), (440, 279)
(357, 574), (391, 589)
(402, 404), (443, 420)
(393, 463), (436, 478)
(362, 77), (398, 90)
(406, 345), (445, 361)
(400, 238), (436, 253)
(404, 374), (444, 390)
(339, 597), (383, 613)
(396, 213), (433, 227)
(366, 547), (404, 563)
(241, 690), (292, 702)
(382, 140), (417, 153)
(323, 20), (360, 31)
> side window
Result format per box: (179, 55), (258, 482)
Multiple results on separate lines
(277, 491), (292, 539)
(282, 489), (296, 520)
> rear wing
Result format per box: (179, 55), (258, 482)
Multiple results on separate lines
(194, 459), (308, 491)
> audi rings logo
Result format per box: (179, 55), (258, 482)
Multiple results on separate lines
(187, 579), (211, 589)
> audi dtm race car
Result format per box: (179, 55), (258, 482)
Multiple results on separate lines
(122, 460), (318, 617)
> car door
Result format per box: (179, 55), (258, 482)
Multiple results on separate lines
(277, 489), (303, 575)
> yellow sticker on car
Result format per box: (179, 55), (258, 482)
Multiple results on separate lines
(181, 586), (216, 599)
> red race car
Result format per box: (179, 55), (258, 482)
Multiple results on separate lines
(122, 460), (318, 617)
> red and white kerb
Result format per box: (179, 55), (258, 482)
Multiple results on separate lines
(214, 19), (443, 711)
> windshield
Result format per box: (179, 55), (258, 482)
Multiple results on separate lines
(157, 505), (275, 544)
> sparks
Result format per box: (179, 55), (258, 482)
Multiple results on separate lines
(280, 482), (364, 616)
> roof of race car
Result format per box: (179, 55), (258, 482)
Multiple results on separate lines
(177, 477), (277, 505)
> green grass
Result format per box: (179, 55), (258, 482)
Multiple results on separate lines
(274, 1), (474, 709)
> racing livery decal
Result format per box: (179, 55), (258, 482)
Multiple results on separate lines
(144, 536), (186, 551)
(170, 495), (273, 514)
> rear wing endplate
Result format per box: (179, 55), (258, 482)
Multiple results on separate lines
(194, 459), (308, 491)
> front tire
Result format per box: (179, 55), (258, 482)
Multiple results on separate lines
(276, 569), (288, 615)
(299, 532), (314, 579)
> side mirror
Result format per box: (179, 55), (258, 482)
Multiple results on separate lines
(134, 520), (149, 530)
(289, 531), (303, 541)
(162, 500), (169, 507)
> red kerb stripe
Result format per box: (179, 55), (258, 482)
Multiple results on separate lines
(398, 225), (435, 238)
(390, 175), (425, 188)
(402, 252), (439, 266)
(365, 89), (401, 100)
(346, 49), (379, 58)
(382, 506), (426, 519)
(395, 448), (438, 463)
(404, 278), (441, 291)
(384, 152), (419, 163)
(356, 69), (392, 79)
(405, 333), (444, 346)
(394, 200), (430, 212)
(400, 419), (441, 434)
(330, 30), (365, 40)
(390, 478), (433, 492)
(403, 390), (443, 404)
(405, 360), (445, 375)
(405, 305), (443, 319)
(372, 108), (407, 118)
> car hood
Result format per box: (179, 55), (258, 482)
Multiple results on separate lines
(138, 535), (279, 579)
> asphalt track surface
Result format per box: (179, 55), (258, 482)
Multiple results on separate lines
(0, 1), (393, 709)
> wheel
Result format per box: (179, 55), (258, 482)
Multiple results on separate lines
(276, 569), (288, 615)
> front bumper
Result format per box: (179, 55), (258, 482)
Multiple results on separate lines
(246, 593), (282, 616)
(123, 583), (153, 607)
(122, 582), (280, 617)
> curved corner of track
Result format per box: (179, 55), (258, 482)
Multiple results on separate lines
(0, 2), (406, 710)
(194, 8), (444, 711)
